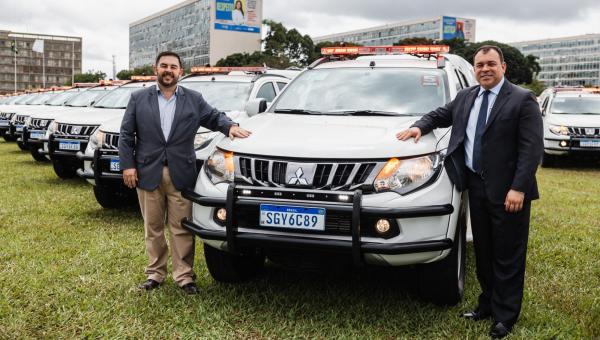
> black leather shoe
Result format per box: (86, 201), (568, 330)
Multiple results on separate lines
(181, 282), (199, 295)
(490, 322), (512, 339)
(462, 309), (491, 321)
(138, 279), (161, 290)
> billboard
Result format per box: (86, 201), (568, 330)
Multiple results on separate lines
(442, 16), (475, 41)
(215, 0), (261, 33)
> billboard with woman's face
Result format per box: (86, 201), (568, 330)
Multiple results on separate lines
(215, 0), (260, 33)
(442, 16), (475, 41)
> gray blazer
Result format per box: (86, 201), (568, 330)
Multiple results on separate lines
(118, 85), (235, 191)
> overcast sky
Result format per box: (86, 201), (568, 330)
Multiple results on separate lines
(1, 0), (599, 78)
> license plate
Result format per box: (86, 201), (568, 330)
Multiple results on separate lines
(259, 204), (325, 231)
(0, 121), (8, 126)
(580, 140), (600, 148)
(58, 141), (80, 151)
(30, 131), (45, 139)
(110, 159), (120, 172)
(16, 125), (23, 132)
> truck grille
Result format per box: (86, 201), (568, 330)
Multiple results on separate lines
(15, 115), (28, 124)
(568, 127), (600, 138)
(30, 118), (51, 129)
(236, 155), (382, 191)
(54, 123), (98, 137)
(0, 112), (15, 120)
(102, 132), (119, 149)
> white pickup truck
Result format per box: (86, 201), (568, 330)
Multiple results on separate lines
(182, 46), (477, 305)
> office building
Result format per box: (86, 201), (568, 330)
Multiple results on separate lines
(313, 16), (476, 46)
(0, 30), (82, 94)
(129, 0), (262, 69)
(510, 34), (600, 87)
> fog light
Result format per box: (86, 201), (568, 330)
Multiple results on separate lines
(338, 194), (350, 201)
(241, 189), (252, 195)
(216, 208), (227, 222)
(560, 140), (568, 147)
(375, 219), (391, 234)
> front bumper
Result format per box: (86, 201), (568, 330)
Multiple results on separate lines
(48, 134), (90, 159)
(182, 183), (455, 266)
(544, 136), (600, 156)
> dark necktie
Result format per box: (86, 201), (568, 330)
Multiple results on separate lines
(472, 90), (490, 173)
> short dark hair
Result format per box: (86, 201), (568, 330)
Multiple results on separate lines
(473, 45), (504, 64)
(155, 51), (182, 68)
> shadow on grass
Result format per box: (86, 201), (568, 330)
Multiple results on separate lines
(547, 157), (600, 170)
(40, 176), (89, 186)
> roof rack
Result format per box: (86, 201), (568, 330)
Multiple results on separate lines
(130, 75), (157, 81)
(190, 66), (266, 75)
(311, 45), (449, 69)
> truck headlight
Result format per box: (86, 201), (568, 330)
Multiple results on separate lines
(205, 148), (235, 184)
(194, 131), (216, 150)
(89, 130), (104, 150)
(549, 124), (569, 136)
(374, 153), (442, 195)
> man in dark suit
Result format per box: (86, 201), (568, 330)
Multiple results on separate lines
(119, 51), (251, 294)
(397, 45), (543, 338)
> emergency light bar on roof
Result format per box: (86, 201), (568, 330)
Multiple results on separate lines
(73, 82), (99, 88)
(321, 45), (450, 56)
(131, 75), (157, 81)
(190, 66), (266, 74)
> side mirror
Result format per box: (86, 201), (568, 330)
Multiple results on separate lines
(245, 98), (267, 117)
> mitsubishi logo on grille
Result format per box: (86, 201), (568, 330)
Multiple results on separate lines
(288, 167), (309, 186)
(585, 128), (595, 136)
(71, 126), (82, 134)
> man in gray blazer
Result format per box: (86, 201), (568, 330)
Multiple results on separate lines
(119, 51), (251, 294)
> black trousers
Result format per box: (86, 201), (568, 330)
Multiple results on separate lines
(467, 170), (531, 325)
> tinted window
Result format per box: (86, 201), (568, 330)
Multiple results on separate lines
(256, 82), (276, 102)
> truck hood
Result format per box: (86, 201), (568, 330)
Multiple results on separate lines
(28, 106), (83, 119)
(54, 107), (125, 126)
(216, 113), (440, 159)
(546, 113), (600, 128)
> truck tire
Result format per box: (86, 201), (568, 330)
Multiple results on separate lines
(29, 146), (49, 162)
(3, 135), (17, 142)
(17, 141), (28, 151)
(204, 244), (264, 283)
(93, 184), (136, 209)
(418, 202), (467, 306)
(52, 159), (77, 179)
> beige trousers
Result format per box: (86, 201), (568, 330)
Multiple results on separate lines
(136, 166), (195, 286)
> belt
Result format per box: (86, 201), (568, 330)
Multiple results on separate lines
(163, 159), (168, 166)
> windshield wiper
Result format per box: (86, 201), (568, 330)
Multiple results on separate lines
(274, 109), (322, 115)
(329, 110), (411, 116)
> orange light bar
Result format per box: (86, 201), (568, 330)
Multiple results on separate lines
(73, 82), (99, 88)
(131, 75), (157, 81)
(190, 66), (266, 74)
(321, 45), (450, 56)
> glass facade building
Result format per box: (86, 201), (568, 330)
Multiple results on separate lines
(0, 31), (82, 95)
(510, 34), (600, 87)
(313, 16), (476, 46)
(129, 0), (212, 69)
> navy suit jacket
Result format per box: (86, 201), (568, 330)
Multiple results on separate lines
(119, 85), (235, 191)
(412, 80), (543, 204)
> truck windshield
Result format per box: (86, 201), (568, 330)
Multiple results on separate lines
(66, 88), (113, 107)
(93, 86), (143, 109)
(551, 96), (600, 115)
(180, 81), (252, 112)
(46, 90), (81, 106)
(271, 68), (448, 116)
(26, 92), (58, 105)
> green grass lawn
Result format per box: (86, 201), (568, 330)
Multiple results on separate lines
(0, 139), (598, 339)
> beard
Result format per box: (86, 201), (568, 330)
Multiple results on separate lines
(157, 71), (178, 87)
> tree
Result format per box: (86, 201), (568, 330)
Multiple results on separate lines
(116, 65), (155, 80)
(216, 51), (266, 67)
(520, 79), (547, 96)
(525, 54), (541, 77)
(262, 20), (313, 67)
(74, 70), (106, 83)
